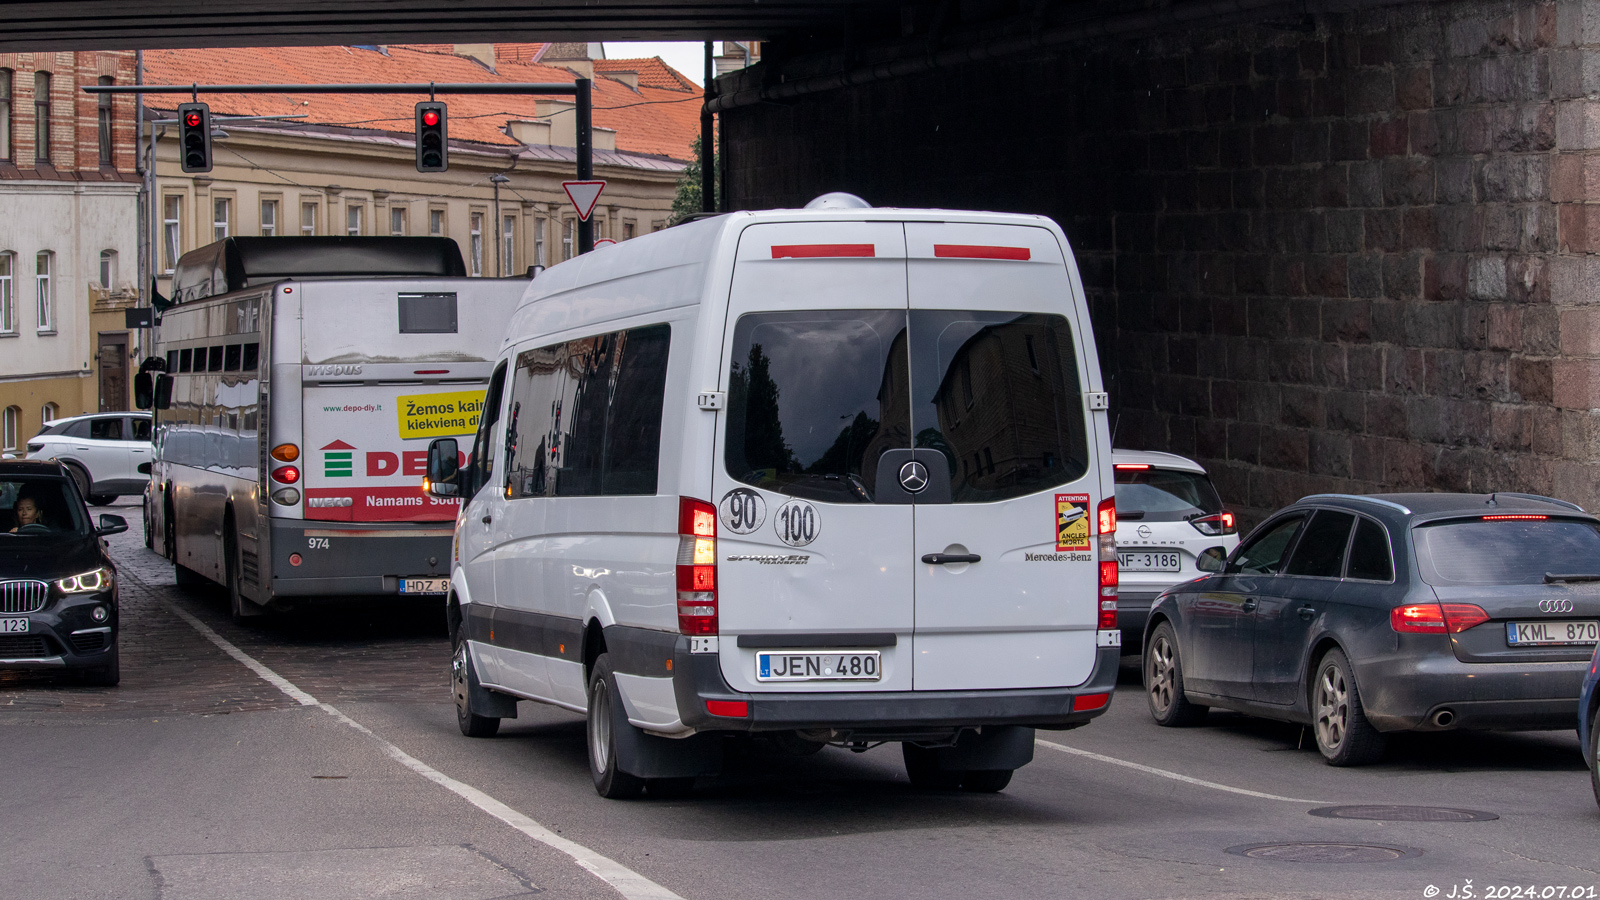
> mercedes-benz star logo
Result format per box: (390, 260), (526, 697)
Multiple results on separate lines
(899, 460), (929, 493)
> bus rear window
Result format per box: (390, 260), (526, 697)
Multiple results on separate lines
(399, 292), (458, 334)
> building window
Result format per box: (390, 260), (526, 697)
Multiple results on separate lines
(35, 252), (52, 332)
(534, 218), (545, 266)
(2, 406), (17, 452)
(163, 195), (182, 272)
(213, 197), (231, 241)
(300, 201), (318, 236)
(97, 76), (114, 165)
(0, 69), (11, 161)
(99, 249), (117, 290)
(390, 207), (407, 236)
(623, 221), (635, 240)
(502, 215), (516, 276)
(260, 199), (277, 236)
(562, 219), (574, 261)
(429, 208), (444, 237)
(346, 204), (363, 236)
(469, 212), (483, 276)
(0, 252), (12, 334)
(41, 402), (57, 425)
(33, 71), (50, 164)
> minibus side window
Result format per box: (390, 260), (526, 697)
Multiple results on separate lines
(464, 361), (506, 498)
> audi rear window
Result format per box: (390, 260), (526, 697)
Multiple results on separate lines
(1415, 518), (1600, 585)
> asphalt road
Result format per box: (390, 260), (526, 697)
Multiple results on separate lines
(3, 501), (1597, 900)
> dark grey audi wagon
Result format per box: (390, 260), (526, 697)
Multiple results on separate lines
(1143, 492), (1600, 766)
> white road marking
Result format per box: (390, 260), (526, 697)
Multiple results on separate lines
(1036, 739), (1330, 804)
(160, 600), (685, 900)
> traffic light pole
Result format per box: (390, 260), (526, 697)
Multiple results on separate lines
(87, 81), (599, 253)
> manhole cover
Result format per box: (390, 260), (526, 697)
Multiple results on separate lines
(1310, 805), (1497, 822)
(1226, 842), (1423, 863)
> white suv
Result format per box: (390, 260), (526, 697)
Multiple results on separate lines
(26, 412), (153, 506)
(1112, 450), (1239, 652)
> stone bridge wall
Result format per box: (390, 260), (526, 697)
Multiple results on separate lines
(721, 0), (1600, 523)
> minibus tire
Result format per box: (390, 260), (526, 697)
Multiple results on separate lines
(587, 654), (645, 799)
(453, 636), (500, 738)
(902, 743), (962, 791)
(960, 769), (1014, 793)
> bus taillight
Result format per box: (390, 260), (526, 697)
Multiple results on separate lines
(271, 465), (300, 484)
(271, 443), (300, 462)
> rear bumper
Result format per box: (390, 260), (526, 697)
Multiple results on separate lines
(268, 518), (453, 598)
(672, 641), (1121, 735)
(1359, 653), (1590, 732)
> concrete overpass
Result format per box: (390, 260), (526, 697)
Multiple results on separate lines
(6, 0), (1598, 519)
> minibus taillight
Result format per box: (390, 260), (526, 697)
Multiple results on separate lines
(1096, 497), (1118, 628)
(1390, 603), (1490, 634)
(677, 497), (718, 635)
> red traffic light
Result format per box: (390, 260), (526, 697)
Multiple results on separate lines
(184, 112), (202, 127)
(422, 110), (439, 127)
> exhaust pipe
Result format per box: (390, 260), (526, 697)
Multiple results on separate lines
(1431, 709), (1456, 728)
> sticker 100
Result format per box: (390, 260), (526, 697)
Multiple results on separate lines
(774, 499), (820, 547)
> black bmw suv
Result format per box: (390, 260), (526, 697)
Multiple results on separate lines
(0, 459), (127, 685)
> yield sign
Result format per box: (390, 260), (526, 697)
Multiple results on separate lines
(562, 180), (607, 222)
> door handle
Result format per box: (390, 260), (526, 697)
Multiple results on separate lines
(1241, 598), (1257, 612)
(922, 553), (981, 565)
(1298, 606), (1316, 620)
(482, 515), (492, 525)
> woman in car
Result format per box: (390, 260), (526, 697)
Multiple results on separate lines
(9, 492), (47, 532)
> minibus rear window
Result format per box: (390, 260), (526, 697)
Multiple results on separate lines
(909, 311), (1089, 503)
(725, 310), (910, 503)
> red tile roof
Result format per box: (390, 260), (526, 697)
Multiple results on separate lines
(141, 44), (701, 160)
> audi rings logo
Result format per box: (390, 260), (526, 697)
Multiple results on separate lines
(1538, 599), (1575, 613)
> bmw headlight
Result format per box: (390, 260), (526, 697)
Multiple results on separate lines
(57, 567), (113, 594)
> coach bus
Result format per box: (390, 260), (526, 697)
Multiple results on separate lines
(137, 236), (523, 621)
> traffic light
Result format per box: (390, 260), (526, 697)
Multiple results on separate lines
(415, 101), (447, 172)
(177, 102), (212, 173)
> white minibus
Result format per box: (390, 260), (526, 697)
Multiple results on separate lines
(427, 195), (1120, 796)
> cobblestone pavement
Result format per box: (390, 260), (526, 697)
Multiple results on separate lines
(0, 499), (449, 717)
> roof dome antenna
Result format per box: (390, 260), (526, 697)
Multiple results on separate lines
(805, 192), (872, 210)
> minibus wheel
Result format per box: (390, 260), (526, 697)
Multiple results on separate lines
(452, 635), (500, 738)
(587, 654), (645, 799)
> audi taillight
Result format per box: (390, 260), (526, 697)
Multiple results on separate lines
(1191, 510), (1236, 536)
(677, 496), (717, 635)
(1391, 603), (1490, 634)
(1097, 497), (1118, 628)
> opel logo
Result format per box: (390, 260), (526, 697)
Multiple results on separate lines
(899, 461), (929, 493)
(1539, 599), (1575, 613)
(1137, 525), (1152, 538)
